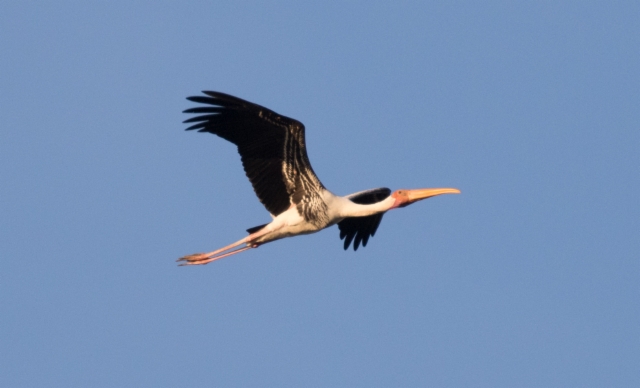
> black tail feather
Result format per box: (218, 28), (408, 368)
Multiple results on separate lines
(246, 224), (268, 234)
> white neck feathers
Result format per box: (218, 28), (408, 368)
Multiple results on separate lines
(339, 195), (396, 218)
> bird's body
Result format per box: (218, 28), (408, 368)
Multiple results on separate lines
(250, 189), (393, 244)
(178, 91), (459, 265)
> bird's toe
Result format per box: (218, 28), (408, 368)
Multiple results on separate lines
(176, 253), (208, 263)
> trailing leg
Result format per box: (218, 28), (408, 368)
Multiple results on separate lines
(177, 225), (272, 266)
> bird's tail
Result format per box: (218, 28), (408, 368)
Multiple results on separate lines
(246, 223), (268, 234)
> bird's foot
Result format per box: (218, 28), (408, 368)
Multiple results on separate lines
(176, 253), (211, 266)
(176, 245), (254, 266)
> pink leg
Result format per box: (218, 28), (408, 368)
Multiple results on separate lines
(178, 245), (254, 266)
(177, 226), (272, 266)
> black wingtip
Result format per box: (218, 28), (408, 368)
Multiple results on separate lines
(184, 122), (207, 131)
(343, 233), (355, 251)
(186, 96), (218, 105)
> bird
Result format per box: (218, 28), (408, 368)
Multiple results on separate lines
(177, 91), (460, 266)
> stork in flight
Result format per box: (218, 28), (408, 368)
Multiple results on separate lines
(177, 91), (460, 265)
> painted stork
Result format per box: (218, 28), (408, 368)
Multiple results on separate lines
(178, 91), (460, 265)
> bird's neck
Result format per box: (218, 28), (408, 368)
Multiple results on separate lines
(340, 196), (396, 218)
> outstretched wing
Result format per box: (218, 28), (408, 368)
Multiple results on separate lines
(338, 188), (392, 251)
(184, 91), (327, 223)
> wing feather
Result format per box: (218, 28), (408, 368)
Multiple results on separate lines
(338, 188), (392, 251)
(184, 91), (326, 219)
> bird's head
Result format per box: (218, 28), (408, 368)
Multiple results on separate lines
(391, 187), (460, 209)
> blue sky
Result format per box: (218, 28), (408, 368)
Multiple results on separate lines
(1, 2), (638, 386)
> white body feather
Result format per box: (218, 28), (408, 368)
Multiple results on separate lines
(253, 189), (396, 244)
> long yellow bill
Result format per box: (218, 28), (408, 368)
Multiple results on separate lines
(406, 188), (461, 203)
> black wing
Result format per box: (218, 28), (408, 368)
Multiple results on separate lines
(184, 91), (327, 222)
(338, 188), (392, 251)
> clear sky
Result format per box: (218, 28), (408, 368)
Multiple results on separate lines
(1, 2), (638, 386)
